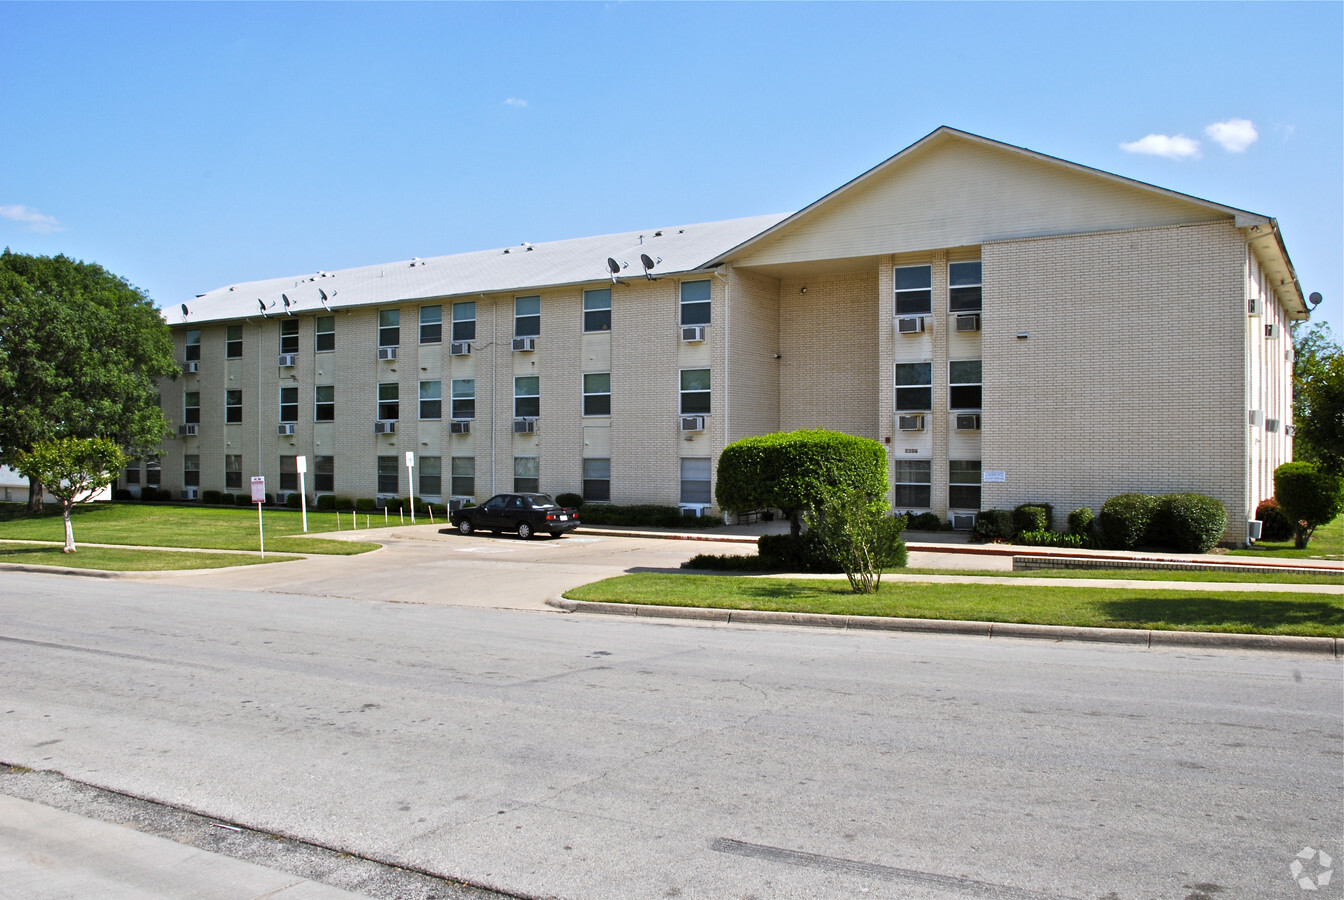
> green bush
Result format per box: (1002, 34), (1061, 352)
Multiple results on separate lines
(1098, 493), (1159, 550)
(285, 493), (302, 509)
(972, 509), (1015, 542)
(555, 492), (584, 509)
(1017, 530), (1088, 549)
(682, 553), (779, 571)
(757, 532), (838, 572)
(315, 494), (335, 510)
(1155, 493), (1227, 553)
(902, 511), (943, 532)
(382, 498), (402, 513)
(1254, 497), (1293, 541)
(113, 489), (133, 501)
(334, 496), (354, 511)
(355, 498), (376, 512)
(1013, 504), (1051, 535)
(235, 493), (252, 507)
(1067, 507), (1094, 537)
(219, 492), (235, 505)
(1275, 461), (1344, 549)
(576, 503), (724, 528)
(202, 490), (222, 505)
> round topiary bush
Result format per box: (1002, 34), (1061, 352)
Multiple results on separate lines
(1275, 461), (1344, 549)
(1156, 493), (1227, 553)
(334, 496), (354, 511)
(972, 509), (1014, 542)
(1254, 497), (1293, 541)
(1013, 504), (1051, 535)
(202, 490), (222, 505)
(315, 494), (335, 510)
(236, 493), (252, 507)
(1098, 493), (1159, 550)
(555, 492), (583, 509)
(355, 498), (376, 512)
(1067, 507), (1095, 537)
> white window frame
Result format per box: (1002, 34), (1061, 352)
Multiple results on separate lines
(514, 295), (541, 338)
(948, 359), (983, 411)
(893, 264), (932, 316)
(680, 280), (711, 326)
(948, 261), (982, 313)
(419, 305), (442, 344)
(514, 376), (540, 419)
(893, 459), (932, 510)
(895, 362), (933, 412)
(583, 372), (611, 417)
(680, 368), (711, 416)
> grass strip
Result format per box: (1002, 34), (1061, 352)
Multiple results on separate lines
(0, 542), (300, 571)
(565, 573), (1344, 637)
(0, 503), (379, 555)
(902, 567), (1342, 586)
(1224, 514), (1342, 561)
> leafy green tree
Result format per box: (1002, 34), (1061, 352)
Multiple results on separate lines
(1291, 322), (1342, 475)
(15, 437), (125, 552)
(0, 250), (178, 509)
(715, 430), (888, 536)
(1274, 461), (1344, 549)
(808, 489), (907, 593)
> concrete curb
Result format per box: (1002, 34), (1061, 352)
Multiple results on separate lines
(547, 597), (1341, 657)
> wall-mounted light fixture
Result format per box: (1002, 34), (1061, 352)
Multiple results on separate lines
(1016, 332), (1030, 340)
(799, 286), (808, 294)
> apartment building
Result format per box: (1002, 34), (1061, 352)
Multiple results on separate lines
(144, 127), (1311, 541)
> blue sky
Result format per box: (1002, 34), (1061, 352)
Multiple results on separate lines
(2, 1), (1340, 336)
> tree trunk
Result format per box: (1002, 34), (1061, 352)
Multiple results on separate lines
(62, 501), (76, 552)
(27, 478), (44, 513)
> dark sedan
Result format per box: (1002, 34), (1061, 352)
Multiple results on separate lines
(450, 493), (580, 539)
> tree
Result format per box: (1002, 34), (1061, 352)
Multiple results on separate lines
(1291, 322), (1343, 476)
(15, 437), (125, 552)
(715, 430), (888, 536)
(1273, 461), (1344, 549)
(0, 250), (178, 509)
(807, 488), (907, 593)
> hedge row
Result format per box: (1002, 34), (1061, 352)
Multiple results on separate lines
(576, 503), (724, 529)
(1097, 492), (1227, 553)
(684, 520), (908, 573)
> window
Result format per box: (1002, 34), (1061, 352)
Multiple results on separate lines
(419, 305), (442, 344)
(583, 373), (611, 416)
(452, 301), (476, 342)
(377, 456), (399, 494)
(949, 460), (982, 510)
(680, 280), (711, 325)
(949, 261), (982, 313)
(419, 456), (442, 497)
(378, 309), (400, 348)
(680, 458), (712, 505)
(315, 385), (335, 422)
(280, 455), (298, 492)
(419, 381), (442, 419)
(514, 295), (540, 337)
(315, 316), (335, 352)
(225, 325), (243, 359)
(123, 463), (141, 485)
(680, 369), (710, 415)
(225, 390), (243, 424)
(583, 458), (611, 502)
(225, 455), (242, 489)
(451, 379), (475, 419)
(514, 376), (539, 418)
(949, 360), (982, 410)
(893, 460), (931, 509)
(514, 456), (539, 493)
(280, 320), (299, 354)
(145, 455), (161, 487)
(451, 457), (475, 497)
(183, 455), (200, 487)
(185, 329), (201, 361)
(184, 392), (200, 425)
(377, 383), (399, 420)
(279, 387), (298, 422)
(894, 265), (932, 315)
(314, 456), (334, 493)
(895, 363), (932, 411)
(583, 288), (612, 332)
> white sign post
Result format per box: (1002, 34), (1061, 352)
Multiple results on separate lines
(250, 475), (266, 558)
(296, 455), (309, 533)
(405, 451), (416, 524)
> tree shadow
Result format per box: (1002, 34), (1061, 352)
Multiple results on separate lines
(1098, 595), (1344, 631)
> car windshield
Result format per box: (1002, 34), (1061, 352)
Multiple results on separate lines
(529, 495), (557, 509)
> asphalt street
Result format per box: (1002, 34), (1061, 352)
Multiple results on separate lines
(2, 559), (1340, 900)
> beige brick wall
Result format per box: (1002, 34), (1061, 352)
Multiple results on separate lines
(725, 268), (782, 443)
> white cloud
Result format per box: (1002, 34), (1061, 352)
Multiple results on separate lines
(504, 97), (528, 108)
(1120, 133), (1201, 160)
(1205, 118), (1258, 153)
(0, 204), (63, 233)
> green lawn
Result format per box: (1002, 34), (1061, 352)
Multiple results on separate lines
(0, 541), (299, 571)
(1227, 514), (1343, 561)
(566, 573), (1344, 637)
(903, 567), (1342, 586)
(0, 502), (383, 555)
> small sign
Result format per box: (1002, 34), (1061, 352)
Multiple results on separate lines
(405, 451), (414, 467)
(296, 455), (308, 474)
(250, 476), (266, 502)
(983, 470), (1006, 483)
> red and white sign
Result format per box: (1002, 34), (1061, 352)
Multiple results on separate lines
(250, 476), (266, 503)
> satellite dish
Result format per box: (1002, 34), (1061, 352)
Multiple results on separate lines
(640, 253), (658, 281)
(607, 257), (621, 285)
(1308, 292), (1323, 307)
(318, 288), (329, 309)
(258, 298), (268, 317)
(282, 293), (291, 308)
(180, 303), (189, 318)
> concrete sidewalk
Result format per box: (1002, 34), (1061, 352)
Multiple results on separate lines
(0, 794), (368, 900)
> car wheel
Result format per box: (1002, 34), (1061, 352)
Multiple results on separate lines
(517, 522), (533, 540)
(457, 519), (474, 535)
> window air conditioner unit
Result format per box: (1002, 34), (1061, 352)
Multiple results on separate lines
(680, 415), (705, 432)
(374, 420), (396, 434)
(180, 488), (199, 501)
(450, 341), (472, 356)
(178, 424), (198, 436)
(955, 314), (981, 333)
(274, 491), (292, 504)
(1285, 424), (1297, 437)
(954, 413), (982, 431)
(513, 417), (536, 434)
(512, 337), (535, 352)
(184, 361), (199, 374)
(375, 494), (396, 508)
(681, 325), (706, 343)
(277, 423), (296, 436)
(1265, 323), (1278, 339)
(897, 415), (925, 432)
(897, 316), (925, 335)
(952, 513), (976, 531)
(1265, 418), (1280, 433)
(450, 419), (471, 434)
(1247, 519), (1263, 543)
(278, 353), (297, 367)
(1248, 410), (1263, 427)
(679, 504), (710, 518)
(1248, 297), (1263, 316)
(377, 346), (398, 361)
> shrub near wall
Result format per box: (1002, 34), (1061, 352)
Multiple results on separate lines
(1098, 493), (1159, 550)
(1155, 493), (1227, 553)
(1254, 497), (1294, 541)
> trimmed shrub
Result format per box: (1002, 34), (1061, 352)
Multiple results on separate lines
(202, 490), (222, 505)
(1013, 504), (1051, 535)
(1254, 497), (1293, 542)
(1098, 493), (1159, 550)
(972, 509), (1015, 542)
(903, 511), (943, 532)
(757, 532), (839, 573)
(355, 498), (376, 512)
(113, 489), (133, 501)
(285, 493), (302, 508)
(682, 553), (778, 571)
(315, 494), (336, 510)
(235, 493), (252, 507)
(1275, 461), (1344, 549)
(1155, 493), (1227, 553)
(1067, 507), (1094, 537)
(334, 496), (354, 511)
(155, 488), (174, 502)
(576, 503), (724, 529)
(555, 493), (584, 509)
(219, 492), (236, 505)
(1017, 530), (1088, 549)
(382, 498), (402, 513)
